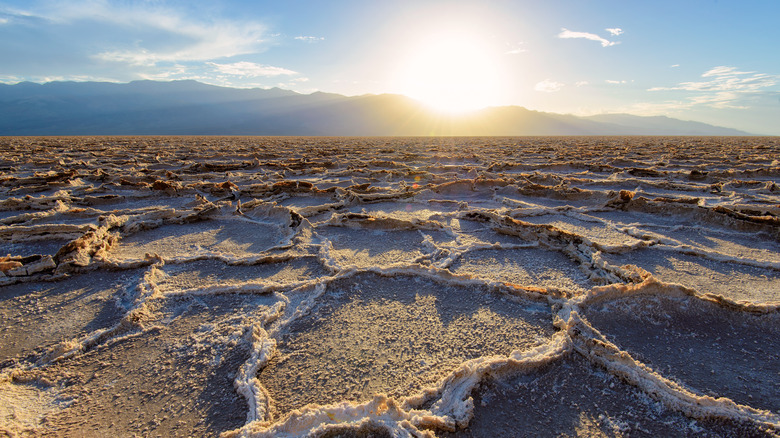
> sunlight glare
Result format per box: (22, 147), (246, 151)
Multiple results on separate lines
(394, 29), (502, 113)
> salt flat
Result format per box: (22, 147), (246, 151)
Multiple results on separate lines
(0, 136), (778, 437)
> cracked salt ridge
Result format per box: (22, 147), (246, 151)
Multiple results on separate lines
(439, 353), (770, 438)
(109, 213), (292, 262)
(583, 292), (780, 415)
(448, 218), (531, 248)
(244, 271), (558, 437)
(343, 201), (461, 223)
(589, 210), (780, 264)
(601, 248), (780, 304)
(316, 225), (456, 269)
(156, 257), (327, 296)
(280, 194), (342, 212)
(449, 248), (593, 294)
(496, 191), (606, 211)
(87, 195), (196, 214)
(0, 269), (137, 364)
(2, 137), (780, 437)
(517, 212), (645, 252)
(36, 293), (278, 437)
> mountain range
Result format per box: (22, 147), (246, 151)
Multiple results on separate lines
(0, 80), (751, 136)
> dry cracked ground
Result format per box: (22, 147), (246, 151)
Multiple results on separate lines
(0, 136), (778, 437)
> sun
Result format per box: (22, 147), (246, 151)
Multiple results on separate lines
(393, 29), (502, 113)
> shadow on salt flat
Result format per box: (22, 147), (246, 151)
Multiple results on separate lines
(85, 194), (195, 213)
(584, 294), (780, 414)
(0, 270), (138, 363)
(111, 218), (286, 259)
(520, 214), (642, 249)
(652, 227), (778, 263)
(589, 211), (780, 263)
(603, 248), (780, 304)
(588, 210), (694, 228)
(437, 353), (768, 438)
(498, 193), (597, 210)
(0, 381), (69, 435)
(42, 293), (278, 437)
(279, 194), (340, 210)
(313, 424), (394, 438)
(319, 226), (452, 268)
(157, 257), (327, 293)
(451, 218), (529, 247)
(0, 210), (24, 221)
(449, 248), (593, 293)
(0, 238), (71, 258)
(259, 272), (553, 420)
(344, 202), (459, 222)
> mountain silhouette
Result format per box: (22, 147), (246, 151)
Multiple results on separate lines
(0, 80), (751, 136)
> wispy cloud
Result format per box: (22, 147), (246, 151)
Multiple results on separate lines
(647, 66), (779, 110)
(605, 28), (623, 36)
(505, 41), (526, 55)
(208, 61), (297, 77)
(649, 66), (776, 93)
(136, 65), (194, 81)
(575, 81), (589, 87)
(701, 66), (757, 78)
(535, 79), (564, 92)
(0, 2), (312, 90)
(0, 74), (122, 84)
(0, 7), (37, 23)
(294, 36), (324, 43)
(8, 2), (270, 66)
(558, 28), (619, 47)
(94, 23), (268, 66)
(605, 80), (629, 85)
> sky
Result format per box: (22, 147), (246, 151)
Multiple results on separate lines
(1, 0), (779, 135)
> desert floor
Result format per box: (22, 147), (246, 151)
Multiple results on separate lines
(0, 136), (778, 437)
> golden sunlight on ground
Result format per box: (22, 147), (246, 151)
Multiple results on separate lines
(393, 28), (502, 113)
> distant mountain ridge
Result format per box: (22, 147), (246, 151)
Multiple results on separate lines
(0, 80), (751, 136)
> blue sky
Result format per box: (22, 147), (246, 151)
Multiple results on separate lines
(1, 0), (779, 134)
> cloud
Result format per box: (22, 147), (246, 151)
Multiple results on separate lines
(605, 80), (629, 85)
(701, 66), (755, 77)
(0, 2), (314, 91)
(136, 64), (194, 81)
(8, 2), (270, 66)
(0, 74), (122, 84)
(535, 79), (565, 92)
(558, 28), (618, 47)
(649, 65), (776, 93)
(207, 61), (297, 77)
(0, 75), (24, 84)
(575, 81), (589, 87)
(505, 42), (526, 55)
(670, 64), (680, 68)
(0, 7), (36, 23)
(94, 21), (268, 66)
(294, 36), (324, 43)
(646, 65), (779, 110)
(605, 28), (623, 36)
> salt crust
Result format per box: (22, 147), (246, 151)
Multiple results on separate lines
(0, 137), (778, 436)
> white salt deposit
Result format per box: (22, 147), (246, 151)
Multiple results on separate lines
(0, 136), (778, 437)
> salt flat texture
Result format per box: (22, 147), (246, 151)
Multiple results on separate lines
(0, 136), (778, 437)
